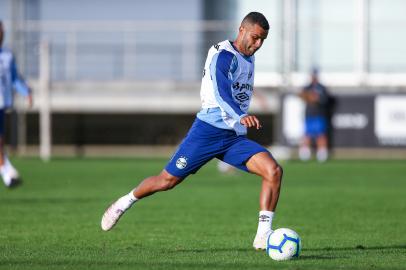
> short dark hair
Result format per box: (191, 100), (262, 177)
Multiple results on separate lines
(242, 12), (269, 30)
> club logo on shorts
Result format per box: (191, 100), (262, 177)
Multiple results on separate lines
(176, 156), (188, 169)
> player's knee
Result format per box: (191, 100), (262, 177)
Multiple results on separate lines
(264, 163), (283, 186)
(276, 164), (283, 179)
(275, 165), (283, 186)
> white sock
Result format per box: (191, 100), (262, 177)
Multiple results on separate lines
(116, 190), (138, 211)
(256, 210), (274, 236)
(317, 148), (328, 162)
(0, 165), (11, 186)
(299, 146), (311, 161)
(3, 155), (18, 178)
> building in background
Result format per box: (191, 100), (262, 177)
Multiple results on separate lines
(0, 0), (405, 158)
(1, 0), (405, 85)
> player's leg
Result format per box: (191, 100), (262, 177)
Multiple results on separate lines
(316, 134), (328, 162)
(299, 136), (312, 161)
(220, 137), (282, 250)
(1, 151), (21, 185)
(0, 109), (21, 188)
(101, 170), (182, 231)
(246, 152), (282, 212)
(0, 109), (6, 185)
(299, 117), (313, 161)
(246, 152), (283, 250)
(0, 136), (6, 184)
(315, 116), (328, 162)
(132, 169), (183, 199)
(101, 156), (211, 231)
(101, 118), (221, 231)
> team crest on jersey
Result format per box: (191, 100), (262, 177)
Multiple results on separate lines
(176, 156), (188, 169)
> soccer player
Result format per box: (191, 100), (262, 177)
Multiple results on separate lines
(0, 21), (32, 187)
(299, 68), (330, 162)
(101, 12), (282, 250)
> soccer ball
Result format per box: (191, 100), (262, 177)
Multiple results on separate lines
(266, 228), (301, 261)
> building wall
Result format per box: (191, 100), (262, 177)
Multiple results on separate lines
(2, 0), (406, 81)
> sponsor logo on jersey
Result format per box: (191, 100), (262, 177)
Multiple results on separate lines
(176, 156), (188, 169)
(235, 92), (250, 102)
(232, 82), (253, 92)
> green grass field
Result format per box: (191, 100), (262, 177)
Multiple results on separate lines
(0, 158), (405, 270)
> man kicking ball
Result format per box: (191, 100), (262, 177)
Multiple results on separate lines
(101, 12), (282, 250)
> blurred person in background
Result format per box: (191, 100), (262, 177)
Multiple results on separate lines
(299, 68), (330, 162)
(0, 20), (33, 187)
(101, 12), (283, 251)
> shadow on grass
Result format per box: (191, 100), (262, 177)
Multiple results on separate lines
(166, 248), (252, 253)
(167, 244), (406, 253)
(299, 255), (343, 260)
(168, 248), (345, 261)
(0, 260), (268, 270)
(304, 244), (406, 252)
(166, 244), (406, 261)
(166, 248), (342, 260)
(9, 245), (404, 269)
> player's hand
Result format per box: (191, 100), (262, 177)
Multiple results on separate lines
(308, 91), (319, 103)
(300, 91), (319, 104)
(240, 115), (262, 129)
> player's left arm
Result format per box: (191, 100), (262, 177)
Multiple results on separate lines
(11, 56), (32, 107)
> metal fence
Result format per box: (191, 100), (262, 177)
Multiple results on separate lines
(5, 19), (406, 88)
(3, 19), (406, 160)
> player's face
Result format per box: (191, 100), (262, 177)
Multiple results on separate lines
(240, 23), (268, 56)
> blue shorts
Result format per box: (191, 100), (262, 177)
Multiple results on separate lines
(305, 116), (327, 138)
(0, 109), (4, 136)
(165, 118), (270, 178)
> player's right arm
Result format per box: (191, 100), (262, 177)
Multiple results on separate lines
(210, 50), (247, 123)
(209, 49), (262, 130)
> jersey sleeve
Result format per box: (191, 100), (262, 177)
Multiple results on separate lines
(11, 56), (30, 96)
(210, 50), (247, 122)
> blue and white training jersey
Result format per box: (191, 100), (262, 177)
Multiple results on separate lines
(196, 40), (255, 135)
(0, 47), (30, 108)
